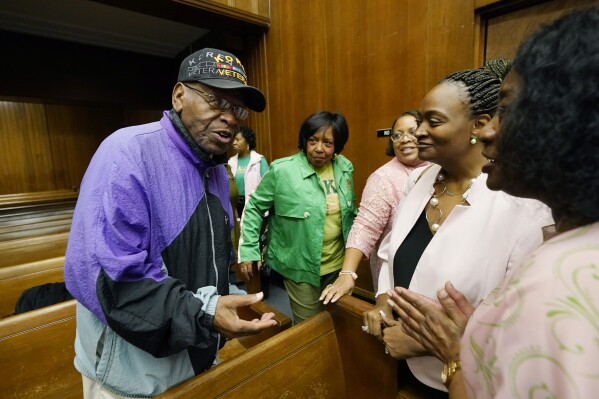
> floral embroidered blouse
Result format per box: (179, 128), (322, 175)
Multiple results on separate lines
(346, 157), (425, 290)
(461, 220), (599, 398)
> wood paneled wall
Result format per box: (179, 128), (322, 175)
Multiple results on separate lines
(483, 0), (597, 60)
(0, 30), (168, 195)
(0, 101), (162, 195)
(249, 0), (477, 202)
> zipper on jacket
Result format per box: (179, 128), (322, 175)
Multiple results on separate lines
(202, 167), (222, 361)
(202, 168), (219, 290)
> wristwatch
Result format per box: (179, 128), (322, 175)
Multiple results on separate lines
(441, 360), (461, 388)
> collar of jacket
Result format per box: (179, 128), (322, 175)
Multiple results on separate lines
(296, 151), (351, 179)
(166, 108), (227, 167)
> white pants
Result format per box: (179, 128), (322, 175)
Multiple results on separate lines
(82, 375), (137, 399)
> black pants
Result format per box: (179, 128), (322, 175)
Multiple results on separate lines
(398, 360), (448, 399)
(236, 196), (245, 218)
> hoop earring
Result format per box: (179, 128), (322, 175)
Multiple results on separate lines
(470, 134), (478, 145)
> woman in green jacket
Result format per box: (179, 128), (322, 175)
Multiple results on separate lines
(238, 111), (357, 323)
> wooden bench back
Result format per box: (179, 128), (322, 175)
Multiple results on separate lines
(0, 298), (291, 398)
(0, 214), (72, 242)
(159, 310), (347, 398)
(159, 296), (400, 399)
(328, 295), (399, 397)
(0, 232), (69, 268)
(0, 190), (76, 242)
(0, 257), (65, 318)
(0, 300), (81, 399)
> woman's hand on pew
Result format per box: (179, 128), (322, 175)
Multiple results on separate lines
(362, 294), (393, 341)
(387, 282), (473, 363)
(213, 292), (277, 338)
(319, 274), (354, 305)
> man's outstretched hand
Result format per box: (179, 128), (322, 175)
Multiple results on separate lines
(213, 292), (277, 338)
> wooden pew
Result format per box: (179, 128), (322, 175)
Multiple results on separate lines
(0, 232), (69, 269)
(0, 190), (76, 243)
(0, 300), (80, 399)
(0, 190), (78, 210)
(0, 256), (65, 318)
(0, 214), (72, 242)
(158, 296), (430, 399)
(216, 301), (292, 362)
(0, 299), (291, 399)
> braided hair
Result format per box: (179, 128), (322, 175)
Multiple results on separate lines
(443, 59), (512, 117)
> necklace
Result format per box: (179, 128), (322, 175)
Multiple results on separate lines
(425, 171), (480, 233)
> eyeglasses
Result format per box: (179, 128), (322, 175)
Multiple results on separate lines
(390, 128), (417, 142)
(182, 83), (250, 121)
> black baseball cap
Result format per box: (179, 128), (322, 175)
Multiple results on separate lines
(178, 48), (266, 112)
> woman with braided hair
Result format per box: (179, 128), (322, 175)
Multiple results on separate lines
(389, 9), (599, 398)
(362, 60), (554, 397)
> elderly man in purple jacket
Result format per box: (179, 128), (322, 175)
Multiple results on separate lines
(64, 48), (276, 398)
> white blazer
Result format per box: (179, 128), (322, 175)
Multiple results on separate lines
(228, 150), (266, 204)
(377, 164), (554, 391)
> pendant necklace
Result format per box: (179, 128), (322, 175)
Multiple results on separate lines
(425, 171), (480, 233)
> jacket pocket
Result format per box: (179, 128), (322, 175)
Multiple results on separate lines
(275, 194), (313, 220)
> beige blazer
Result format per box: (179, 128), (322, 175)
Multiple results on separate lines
(377, 163), (554, 391)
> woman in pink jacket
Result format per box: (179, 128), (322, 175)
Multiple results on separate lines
(321, 110), (426, 303)
(320, 111), (426, 305)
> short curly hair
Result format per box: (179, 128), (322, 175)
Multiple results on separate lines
(443, 58), (512, 118)
(298, 111), (349, 155)
(496, 8), (599, 225)
(238, 125), (257, 150)
(385, 110), (420, 157)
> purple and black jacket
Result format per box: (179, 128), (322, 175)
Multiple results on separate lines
(64, 110), (234, 396)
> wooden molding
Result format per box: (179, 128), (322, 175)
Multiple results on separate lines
(475, 0), (502, 8)
(172, 0), (270, 28)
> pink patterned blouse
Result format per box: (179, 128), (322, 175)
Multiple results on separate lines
(461, 221), (599, 398)
(346, 157), (426, 291)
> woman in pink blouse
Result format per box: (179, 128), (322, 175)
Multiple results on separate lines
(321, 110), (426, 304)
(389, 9), (599, 398)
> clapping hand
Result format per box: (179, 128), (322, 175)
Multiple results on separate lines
(386, 282), (473, 362)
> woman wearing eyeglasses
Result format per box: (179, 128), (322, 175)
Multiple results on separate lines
(238, 111), (357, 324)
(362, 60), (554, 398)
(320, 110), (427, 305)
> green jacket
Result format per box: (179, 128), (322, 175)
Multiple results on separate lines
(239, 152), (357, 286)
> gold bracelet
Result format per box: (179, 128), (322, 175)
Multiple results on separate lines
(441, 360), (461, 388)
